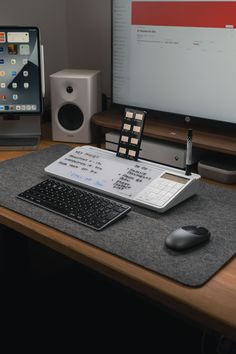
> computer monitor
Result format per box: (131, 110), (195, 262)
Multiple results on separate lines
(112, 0), (236, 127)
(0, 26), (43, 149)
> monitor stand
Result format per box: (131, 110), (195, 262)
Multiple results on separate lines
(0, 115), (41, 150)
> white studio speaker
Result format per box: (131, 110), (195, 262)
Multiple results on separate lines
(50, 69), (101, 143)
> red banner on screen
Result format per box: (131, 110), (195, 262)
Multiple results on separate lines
(132, 1), (236, 28)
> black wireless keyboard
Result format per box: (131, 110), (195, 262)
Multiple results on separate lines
(17, 179), (131, 231)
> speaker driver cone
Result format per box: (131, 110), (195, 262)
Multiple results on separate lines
(58, 104), (84, 131)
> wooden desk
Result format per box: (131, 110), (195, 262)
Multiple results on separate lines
(0, 123), (236, 340)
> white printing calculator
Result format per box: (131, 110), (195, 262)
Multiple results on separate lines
(45, 146), (201, 213)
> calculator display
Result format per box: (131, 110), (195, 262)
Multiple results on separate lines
(161, 173), (188, 184)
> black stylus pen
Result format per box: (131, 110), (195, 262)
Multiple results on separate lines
(185, 129), (192, 175)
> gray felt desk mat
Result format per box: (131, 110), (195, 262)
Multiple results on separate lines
(0, 144), (236, 287)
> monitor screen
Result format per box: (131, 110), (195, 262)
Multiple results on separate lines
(0, 26), (42, 114)
(112, 0), (236, 125)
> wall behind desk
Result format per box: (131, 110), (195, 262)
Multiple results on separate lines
(67, 0), (111, 98)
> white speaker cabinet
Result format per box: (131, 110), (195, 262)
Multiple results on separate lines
(50, 69), (101, 143)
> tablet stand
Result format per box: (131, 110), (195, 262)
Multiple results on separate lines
(0, 115), (41, 150)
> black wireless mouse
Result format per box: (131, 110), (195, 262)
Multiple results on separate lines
(165, 225), (211, 251)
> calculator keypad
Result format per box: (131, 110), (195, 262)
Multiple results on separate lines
(134, 176), (184, 207)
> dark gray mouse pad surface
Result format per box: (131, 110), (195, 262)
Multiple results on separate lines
(0, 144), (236, 287)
